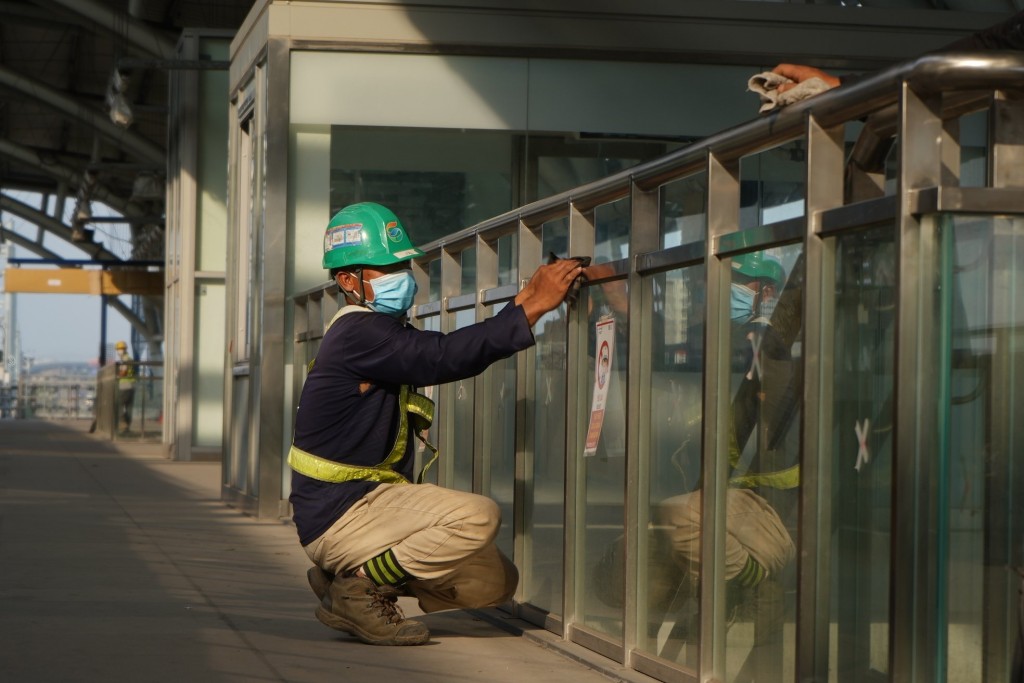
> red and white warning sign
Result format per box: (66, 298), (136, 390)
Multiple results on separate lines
(584, 317), (615, 457)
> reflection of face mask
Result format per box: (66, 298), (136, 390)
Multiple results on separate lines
(366, 270), (417, 317)
(730, 282), (755, 324)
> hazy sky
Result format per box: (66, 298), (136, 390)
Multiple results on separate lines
(2, 191), (136, 365)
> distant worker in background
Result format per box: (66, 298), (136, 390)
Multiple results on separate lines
(115, 340), (135, 434)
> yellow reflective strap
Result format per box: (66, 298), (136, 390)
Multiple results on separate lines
(289, 384), (440, 484)
(415, 434), (439, 485)
(729, 464), (801, 490)
(406, 390), (434, 432)
(287, 444), (411, 484)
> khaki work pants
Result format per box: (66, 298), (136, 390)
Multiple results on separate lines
(304, 483), (518, 613)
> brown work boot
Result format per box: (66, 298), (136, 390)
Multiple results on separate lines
(307, 566), (333, 601)
(316, 574), (430, 646)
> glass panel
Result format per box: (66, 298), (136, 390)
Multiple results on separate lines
(497, 234), (517, 287)
(639, 265), (706, 669)
(461, 247), (477, 296)
(428, 258), (442, 302)
(528, 137), (669, 205)
(724, 245), (802, 683)
(330, 127), (514, 245)
(829, 225), (895, 681)
(661, 173), (707, 248)
(740, 140), (806, 229)
(542, 217), (569, 259)
(940, 215), (1023, 683)
(416, 315), (441, 486)
(579, 277), (629, 640)
(595, 197), (631, 265)
(959, 110), (988, 188)
(522, 219), (570, 614)
(451, 308), (476, 491)
(482, 302), (517, 558)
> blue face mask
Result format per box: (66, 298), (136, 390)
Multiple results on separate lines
(730, 282), (755, 324)
(366, 270), (417, 317)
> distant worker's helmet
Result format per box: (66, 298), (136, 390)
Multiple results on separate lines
(322, 202), (423, 271)
(115, 340), (127, 350)
(732, 252), (786, 287)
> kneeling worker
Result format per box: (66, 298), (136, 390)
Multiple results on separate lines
(290, 202), (582, 646)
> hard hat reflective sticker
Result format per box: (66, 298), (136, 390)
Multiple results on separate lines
(393, 249), (419, 259)
(386, 222), (404, 243)
(325, 223), (364, 251)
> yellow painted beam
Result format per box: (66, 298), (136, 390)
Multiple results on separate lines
(3, 268), (164, 295)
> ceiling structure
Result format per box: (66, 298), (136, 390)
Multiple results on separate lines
(0, 0), (254, 263)
(0, 0), (1016, 294)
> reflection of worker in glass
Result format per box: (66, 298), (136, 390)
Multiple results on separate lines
(730, 251), (783, 327)
(594, 251), (800, 655)
(658, 251), (796, 587)
(115, 340), (135, 434)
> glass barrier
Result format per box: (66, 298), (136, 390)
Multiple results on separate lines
(451, 307), (477, 492)
(482, 302), (518, 559)
(579, 276), (629, 641)
(723, 244), (802, 682)
(640, 264), (706, 669)
(524, 302), (568, 614)
(289, 53), (1024, 683)
(828, 224), (895, 681)
(938, 214), (1023, 683)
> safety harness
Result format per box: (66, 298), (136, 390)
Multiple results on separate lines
(287, 305), (439, 486)
(727, 430), (800, 489)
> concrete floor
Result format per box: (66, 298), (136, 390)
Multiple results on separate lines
(0, 419), (647, 683)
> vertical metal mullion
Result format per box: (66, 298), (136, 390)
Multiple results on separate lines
(624, 183), (660, 667)
(256, 38), (289, 518)
(891, 81), (944, 683)
(172, 34), (198, 462)
(565, 202), (595, 635)
(800, 114), (846, 682)
(437, 247), (462, 489)
(515, 221), (542, 613)
(702, 150), (740, 681)
(474, 235), (497, 495)
(990, 89), (1024, 187)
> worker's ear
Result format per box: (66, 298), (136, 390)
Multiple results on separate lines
(335, 270), (354, 290)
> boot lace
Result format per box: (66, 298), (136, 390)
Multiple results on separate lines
(369, 586), (405, 625)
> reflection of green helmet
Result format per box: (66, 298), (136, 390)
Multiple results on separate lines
(732, 252), (786, 286)
(322, 202), (423, 270)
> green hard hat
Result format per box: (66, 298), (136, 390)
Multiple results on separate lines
(732, 251), (786, 286)
(322, 202), (423, 270)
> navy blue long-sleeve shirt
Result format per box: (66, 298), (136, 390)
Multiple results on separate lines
(289, 301), (536, 546)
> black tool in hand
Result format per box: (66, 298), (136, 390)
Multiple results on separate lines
(547, 252), (591, 307)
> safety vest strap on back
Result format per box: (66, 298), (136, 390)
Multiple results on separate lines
(289, 305), (439, 485)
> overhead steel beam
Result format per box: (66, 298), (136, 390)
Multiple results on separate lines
(0, 226), (151, 340)
(0, 0), (83, 27)
(39, 0), (178, 60)
(0, 226), (62, 261)
(0, 193), (119, 262)
(117, 58), (231, 71)
(0, 63), (165, 165)
(5, 268), (164, 296)
(0, 138), (140, 216)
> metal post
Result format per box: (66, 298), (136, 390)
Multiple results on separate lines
(99, 294), (108, 366)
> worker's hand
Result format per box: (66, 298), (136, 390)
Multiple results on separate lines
(771, 64), (841, 94)
(514, 258), (585, 326)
